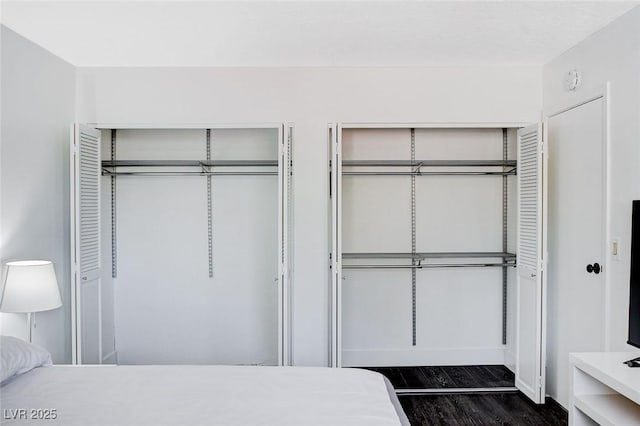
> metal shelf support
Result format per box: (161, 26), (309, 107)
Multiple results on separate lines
(502, 128), (509, 345)
(410, 128), (417, 347)
(207, 129), (213, 278)
(111, 129), (117, 278)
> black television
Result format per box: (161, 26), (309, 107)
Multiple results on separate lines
(627, 200), (640, 365)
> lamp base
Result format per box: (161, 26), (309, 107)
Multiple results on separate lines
(27, 312), (33, 343)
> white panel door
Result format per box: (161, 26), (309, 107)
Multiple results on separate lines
(70, 124), (102, 364)
(547, 97), (606, 408)
(516, 123), (547, 403)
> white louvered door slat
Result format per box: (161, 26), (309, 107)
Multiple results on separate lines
(515, 123), (547, 404)
(71, 124), (102, 365)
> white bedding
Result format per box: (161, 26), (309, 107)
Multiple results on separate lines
(1, 365), (408, 425)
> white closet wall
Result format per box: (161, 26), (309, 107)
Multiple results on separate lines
(336, 126), (518, 367)
(100, 128), (280, 365)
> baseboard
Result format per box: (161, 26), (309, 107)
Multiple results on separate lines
(102, 350), (117, 364)
(342, 347), (505, 367)
(504, 349), (516, 373)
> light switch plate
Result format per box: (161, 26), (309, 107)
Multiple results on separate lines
(612, 237), (621, 261)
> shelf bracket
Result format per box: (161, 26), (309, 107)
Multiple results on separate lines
(412, 161), (424, 176)
(200, 162), (209, 175)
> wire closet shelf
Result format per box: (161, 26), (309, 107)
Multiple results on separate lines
(101, 160), (279, 177)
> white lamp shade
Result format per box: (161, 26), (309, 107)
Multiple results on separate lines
(0, 260), (62, 313)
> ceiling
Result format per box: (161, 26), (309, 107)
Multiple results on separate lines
(1, 1), (638, 67)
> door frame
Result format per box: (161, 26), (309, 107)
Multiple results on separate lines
(72, 122), (292, 366)
(544, 83), (611, 350)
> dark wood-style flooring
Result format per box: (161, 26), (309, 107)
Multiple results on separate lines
(361, 366), (568, 425)
(365, 365), (515, 389)
(399, 394), (567, 425)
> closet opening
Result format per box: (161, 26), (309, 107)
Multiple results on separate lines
(329, 123), (546, 403)
(70, 124), (293, 368)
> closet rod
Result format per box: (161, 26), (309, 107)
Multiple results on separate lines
(102, 160), (278, 167)
(343, 262), (516, 270)
(342, 170), (516, 176)
(343, 252), (517, 260)
(342, 160), (517, 167)
(102, 171), (277, 177)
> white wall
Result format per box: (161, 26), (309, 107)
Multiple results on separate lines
(543, 6), (640, 407)
(77, 66), (542, 366)
(103, 128), (280, 365)
(340, 128), (518, 367)
(0, 26), (76, 363)
(76, 66), (542, 366)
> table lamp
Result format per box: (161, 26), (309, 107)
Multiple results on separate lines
(0, 260), (62, 343)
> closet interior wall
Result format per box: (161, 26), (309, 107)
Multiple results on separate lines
(338, 127), (518, 368)
(99, 128), (280, 365)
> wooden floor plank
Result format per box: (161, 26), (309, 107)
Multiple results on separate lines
(479, 365), (515, 387)
(438, 366), (479, 389)
(416, 366), (444, 389)
(397, 367), (433, 388)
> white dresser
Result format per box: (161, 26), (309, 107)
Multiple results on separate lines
(570, 352), (640, 425)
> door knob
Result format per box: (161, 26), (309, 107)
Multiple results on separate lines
(586, 263), (601, 274)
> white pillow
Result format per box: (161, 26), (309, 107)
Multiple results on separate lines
(1, 335), (52, 384)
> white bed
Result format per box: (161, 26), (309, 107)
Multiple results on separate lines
(1, 364), (410, 425)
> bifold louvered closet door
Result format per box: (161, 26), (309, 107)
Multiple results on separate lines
(70, 124), (102, 364)
(516, 123), (547, 404)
